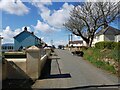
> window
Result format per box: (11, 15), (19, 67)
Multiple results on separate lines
(11, 46), (13, 49)
(4, 46), (7, 50)
(2, 46), (4, 49)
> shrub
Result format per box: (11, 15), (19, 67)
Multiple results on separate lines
(95, 41), (120, 49)
(83, 48), (101, 62)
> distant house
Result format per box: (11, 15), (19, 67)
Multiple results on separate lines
(2, 43), (14, 52)
(68, 40), (86, 48)
(14, 27), (46, 51)
(67, 40), (87, 51)
(92, 26), (120, 46)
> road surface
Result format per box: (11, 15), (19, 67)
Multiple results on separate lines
(32, 49), (119, 89)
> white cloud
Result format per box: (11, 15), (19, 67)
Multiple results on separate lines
(0, 0), (29, 15)
(0, 26), (22, 43)
(0, 26), (32, 44)
(30, 2), (74, 32)
(32, 20), (56, 33)
(29, 0), (52, 17)
(40, 3), (74, 29)
(30, 0), (52, 7)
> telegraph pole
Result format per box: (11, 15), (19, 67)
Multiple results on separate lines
(68, 34), (73, 51)
(68, 34), (73, 42)
(51, 40), (53, 46)
(68, 34), (70, 44)
(71, 34), (73, 41)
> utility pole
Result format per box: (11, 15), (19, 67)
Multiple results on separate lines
(68, 34), (70, 44)
(68, 34), (73, 42)
(68, 34), (73, 51)
(51, 40), (53, 46)
(70, 34), (73, 41)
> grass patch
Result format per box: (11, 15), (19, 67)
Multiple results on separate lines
(83, 48), (118, 74)
(107, 49), (120, 62)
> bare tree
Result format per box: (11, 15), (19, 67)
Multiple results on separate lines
(64, 2), (120, 47)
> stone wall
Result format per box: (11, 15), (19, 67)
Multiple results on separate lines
(97, 57), (119, 73)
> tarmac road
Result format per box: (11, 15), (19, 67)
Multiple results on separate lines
(32, 49), (119, 89)
(54, 49), (119, 87)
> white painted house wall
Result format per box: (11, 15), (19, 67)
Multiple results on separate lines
(92, 34), (120, 47)
(92, 38), (97, 47)
(69, 43), (83, 47)
(115, 35), (120, 42)
(83, 41), (87, 46)
(92, 35), (104, 46)
(91, 26), (120, 46)
(98, 35), (104, 42)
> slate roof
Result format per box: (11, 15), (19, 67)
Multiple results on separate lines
(96, 26), (120, 36)
(13, 30), (40, 40)
(13, 27), (46, 45)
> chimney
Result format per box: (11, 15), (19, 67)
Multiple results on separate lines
(24, 27), (27, 31)
(31, 32), (34, 35)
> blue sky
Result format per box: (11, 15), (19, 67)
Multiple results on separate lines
(1, 1), (81, 46)
(0, 0), (119, 47)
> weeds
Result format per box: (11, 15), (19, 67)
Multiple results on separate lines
(83, 48), (118, 74)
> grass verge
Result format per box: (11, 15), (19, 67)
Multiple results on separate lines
(83, 48), (118, 74)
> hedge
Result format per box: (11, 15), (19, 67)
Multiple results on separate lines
(95, 41), (120, 49)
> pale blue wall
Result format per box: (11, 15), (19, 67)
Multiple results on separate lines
(14, 32), (40, 50)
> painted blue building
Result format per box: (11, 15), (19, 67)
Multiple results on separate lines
(14, 27), (43, 51)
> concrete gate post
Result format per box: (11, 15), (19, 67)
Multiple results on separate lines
(26, 46), (41, 80)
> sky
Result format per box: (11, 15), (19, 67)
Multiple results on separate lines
(0, 0), (119, 47)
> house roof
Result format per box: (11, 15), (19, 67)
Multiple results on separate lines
(96, 26), (120, 36)
(69, 40), (83, 44)
(13, 27), (46, 45)
(13, 30), (40, 40)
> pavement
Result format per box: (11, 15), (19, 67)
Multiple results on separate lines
(32, 49), (119, 89)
